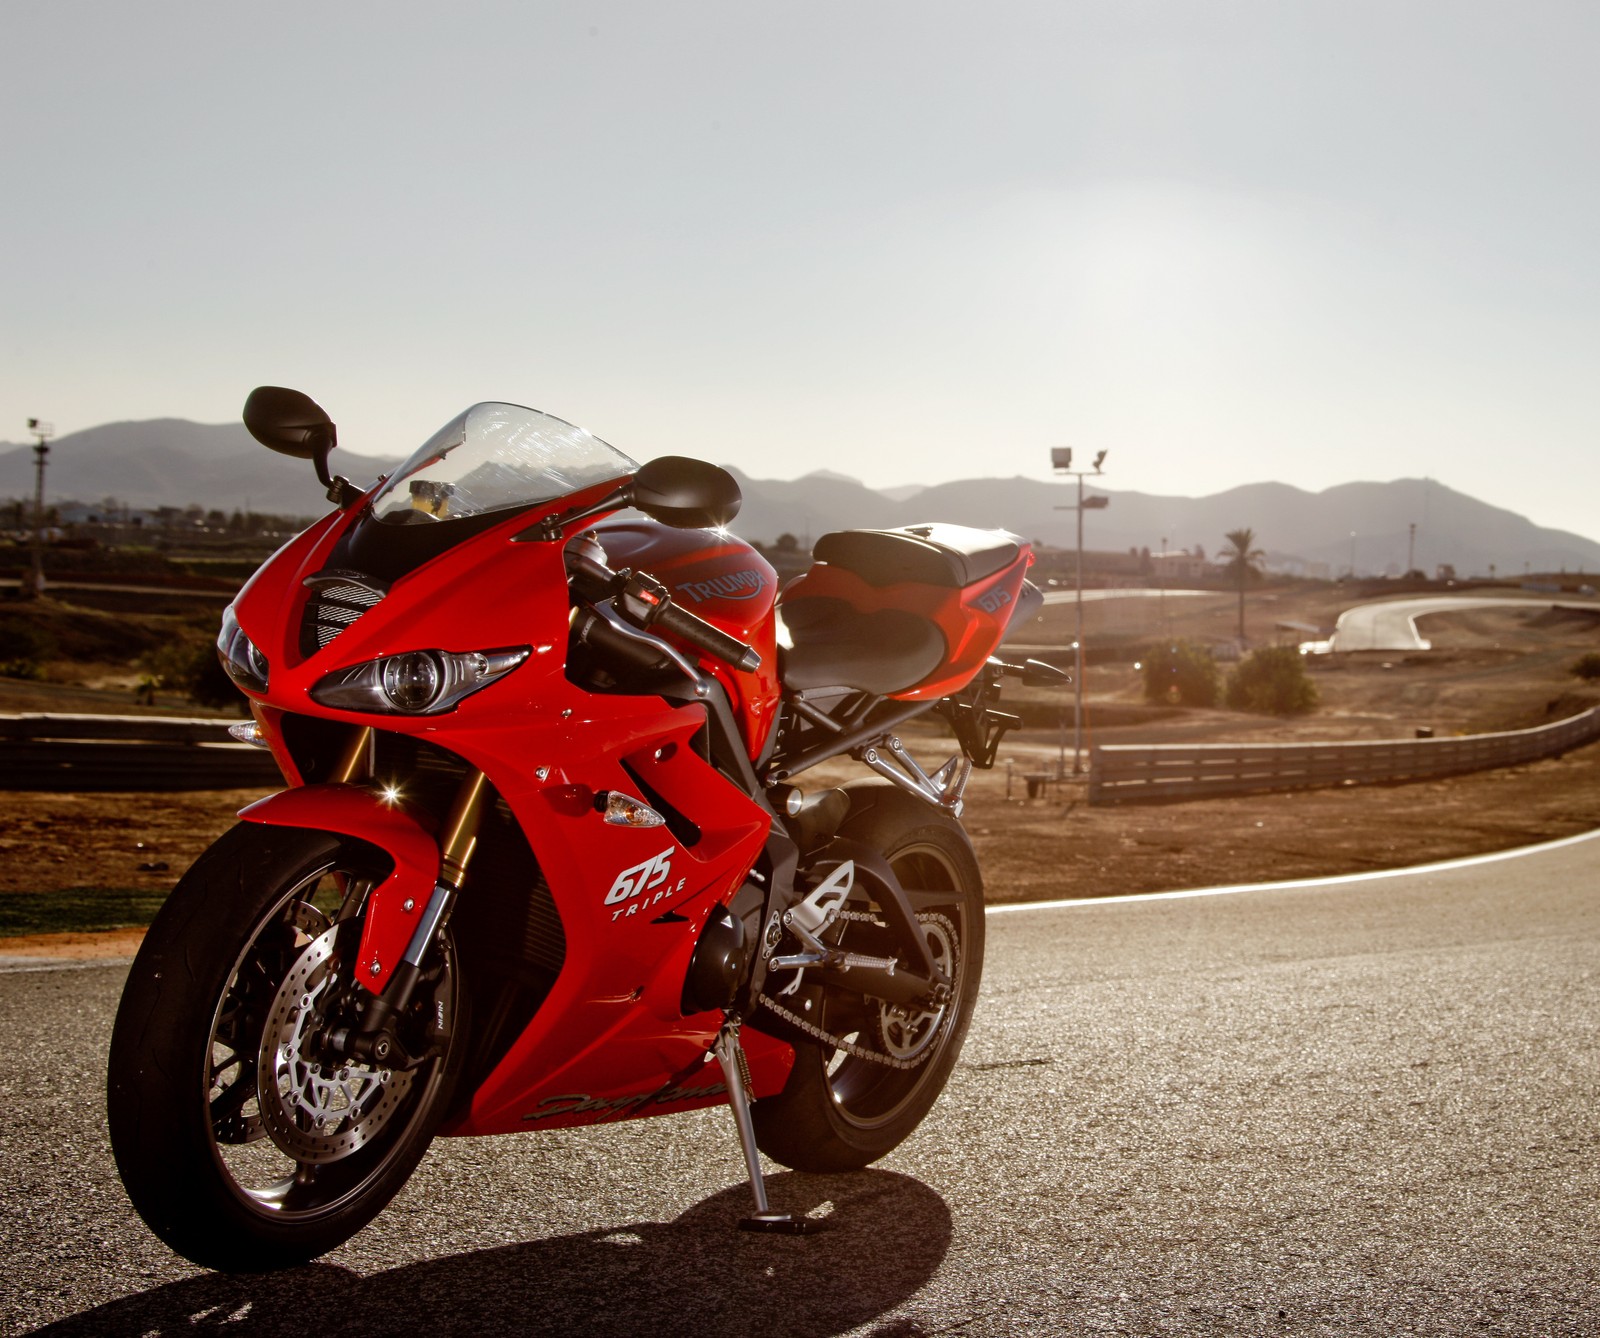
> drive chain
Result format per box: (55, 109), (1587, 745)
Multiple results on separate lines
(756, 910), (959, 1071)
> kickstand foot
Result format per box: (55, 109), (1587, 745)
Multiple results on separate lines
(741, 1210), (819, 1235)
(714, 1020), (818, 1237)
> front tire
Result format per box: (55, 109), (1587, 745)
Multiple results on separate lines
(107, 823), (465, 1272)
(752, 782), (985, 1171)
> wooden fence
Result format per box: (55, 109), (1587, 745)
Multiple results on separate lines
(0, 713), (282, 791)
(1088, 706), (1600, 804)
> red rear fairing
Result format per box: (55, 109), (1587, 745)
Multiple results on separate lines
(779, 525), (1035, 700)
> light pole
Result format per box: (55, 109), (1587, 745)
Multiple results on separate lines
(1051, 446), (1108, 776)
(1159, 535), (1167, 635)
(25, 418), (54, 599)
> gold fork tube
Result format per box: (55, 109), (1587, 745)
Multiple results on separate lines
(438, 769), (491, 889)
(330, 726), (375, 784)
(330, 724), (487, 888)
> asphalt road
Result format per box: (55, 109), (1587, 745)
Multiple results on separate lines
(4, 834), (1597, 1336)
(1326, 596), (1579, 653)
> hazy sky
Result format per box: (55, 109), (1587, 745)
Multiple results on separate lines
(4, 2), (1598, 539)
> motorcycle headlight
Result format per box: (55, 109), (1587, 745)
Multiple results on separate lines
(217, 605), (269, 693)
(311, 647), (530, 715)
(382, 651), (445, 712)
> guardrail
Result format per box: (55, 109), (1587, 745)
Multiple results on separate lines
(11, 705), (1600, 801)
(0, 713), (281, 791)
(1088, 706), (1600, 804)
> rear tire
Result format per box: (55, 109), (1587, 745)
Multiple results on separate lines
(752, 782), (985, 1171)
(107, 822), (466, 1272)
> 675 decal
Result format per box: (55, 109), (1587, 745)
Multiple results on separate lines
(605, 846), (687, 921)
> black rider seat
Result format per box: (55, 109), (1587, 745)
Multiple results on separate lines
(779, 597), (947, 695)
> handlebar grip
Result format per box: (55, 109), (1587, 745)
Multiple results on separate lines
(655, 600), (763, 673)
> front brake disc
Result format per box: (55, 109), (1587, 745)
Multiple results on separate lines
(255, 924), (415, 1164)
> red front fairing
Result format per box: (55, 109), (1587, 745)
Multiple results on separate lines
(437, 700), (793, 1136)
(230, 482), (793, 1136)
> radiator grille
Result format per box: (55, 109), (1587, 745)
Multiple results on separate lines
(300, 574), (388, 657)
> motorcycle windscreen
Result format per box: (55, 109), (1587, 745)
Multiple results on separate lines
(369, 403), (638, 527)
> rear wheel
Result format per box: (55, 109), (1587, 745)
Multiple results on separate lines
(107, 822), (465, 1272)
(752, 783), (985, 1171)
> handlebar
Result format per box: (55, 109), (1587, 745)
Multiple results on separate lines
(565, 548), (762, 675)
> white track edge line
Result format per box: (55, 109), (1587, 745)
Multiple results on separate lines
(6, 829), (1597, 969)
(986, 826), (1600, 915)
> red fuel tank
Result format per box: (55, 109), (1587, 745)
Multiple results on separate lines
(591, 519), (781, 758)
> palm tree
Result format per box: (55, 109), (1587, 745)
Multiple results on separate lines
(1220, 527), (1265, 643)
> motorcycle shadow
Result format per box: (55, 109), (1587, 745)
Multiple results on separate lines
(34, 1170), (950, 1338)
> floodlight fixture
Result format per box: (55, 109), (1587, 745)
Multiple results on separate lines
(1050, 446), (1072, 471)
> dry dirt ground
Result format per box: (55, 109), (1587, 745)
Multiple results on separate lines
(3, 593), (1598, 958)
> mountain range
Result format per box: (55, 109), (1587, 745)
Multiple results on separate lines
(4, 418), (1599, 580)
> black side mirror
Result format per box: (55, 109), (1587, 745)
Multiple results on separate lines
(244, 386), (335, 460)
(631, 456), (741, 529)
(243, 387), (359, 508)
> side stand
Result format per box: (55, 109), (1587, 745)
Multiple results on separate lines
(713, 1020), (816, 1235)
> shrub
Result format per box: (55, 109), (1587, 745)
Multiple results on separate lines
(1226, 644), (1319, 715)
(141, 634), (245, 711)
(1143, 640), (1220, 707)
(0, 618), (57, 679)
(1572, 652), (1600, 682)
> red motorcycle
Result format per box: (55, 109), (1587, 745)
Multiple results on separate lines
(107, 389), (1060, 1270)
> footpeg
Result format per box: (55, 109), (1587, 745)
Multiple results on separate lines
(771, 861), (855, 998)
(712, 1020), (819, 1235)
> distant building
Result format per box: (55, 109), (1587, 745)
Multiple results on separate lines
(1148, 549), (1212, 581)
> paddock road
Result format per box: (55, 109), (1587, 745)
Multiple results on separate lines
(4, 834), (1597, 1336)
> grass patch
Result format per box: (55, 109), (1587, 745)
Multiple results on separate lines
(0, 888), (169, 937)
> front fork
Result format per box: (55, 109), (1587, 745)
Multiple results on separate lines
(329, 730), (489, 1068)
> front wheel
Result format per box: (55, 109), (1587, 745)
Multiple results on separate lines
(751, 782), (985, 1172)
(107, 823), (466, 1272)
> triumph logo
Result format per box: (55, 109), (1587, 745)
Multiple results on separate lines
(606, 846), (686, 920)
(675, 569), (767, 605)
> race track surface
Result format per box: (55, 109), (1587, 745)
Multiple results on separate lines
(1327, 596), (1570, 652)
(5, 835), (1597, 1335)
